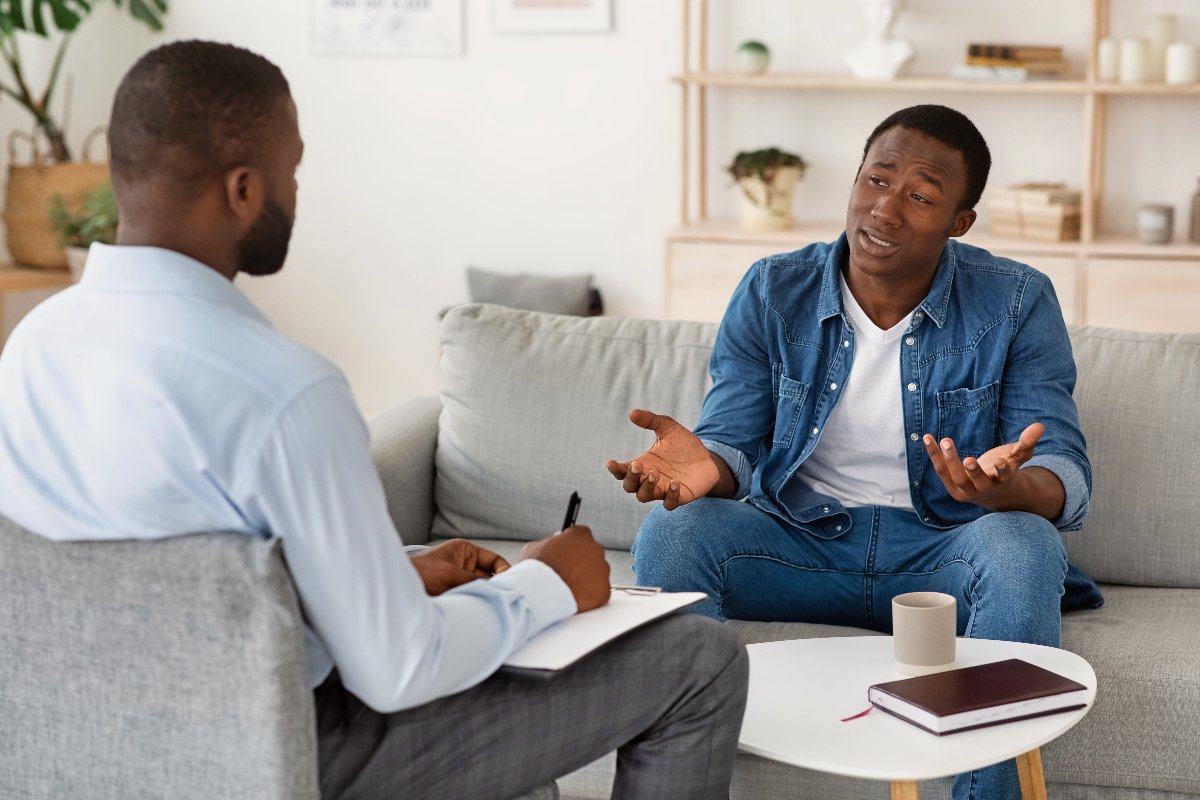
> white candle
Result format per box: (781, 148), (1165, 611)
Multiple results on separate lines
(1146, 13), (1178, 82)
(1119, 37), (1150, 84)
(1165, 41), (1199, 85)
(1097, 37), (1120, 82)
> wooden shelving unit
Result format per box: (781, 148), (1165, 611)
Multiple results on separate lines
(666, 0), (1200, 331)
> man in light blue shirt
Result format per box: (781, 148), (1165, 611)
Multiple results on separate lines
(0, 40), (748, 800)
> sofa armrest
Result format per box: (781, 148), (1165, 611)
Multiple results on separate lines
(368, 395), (442, 546)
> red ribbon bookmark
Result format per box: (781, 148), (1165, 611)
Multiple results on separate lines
(840, 706), (873, 722)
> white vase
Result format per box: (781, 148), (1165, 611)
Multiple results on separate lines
(65, 246), (89, 282)
(736, 167), (801, 232)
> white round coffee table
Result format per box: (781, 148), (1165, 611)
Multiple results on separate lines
(740, 636), (1096, 799)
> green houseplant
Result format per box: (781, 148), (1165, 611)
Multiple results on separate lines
(48, 179), (114, 277)
(0, 0), (168, 163)
(727, 147), (807, 232)
(1, 0), (166, 268)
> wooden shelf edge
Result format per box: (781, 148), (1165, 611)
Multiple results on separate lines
(673, 72), (1091, 94)
(0, 264), (73, 292)
(673, 72), (1200, 97)
(667, 221), (1200, 261)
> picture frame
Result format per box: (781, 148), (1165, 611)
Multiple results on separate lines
(312, 0), (463, 56)
(493, 0), (612, 33)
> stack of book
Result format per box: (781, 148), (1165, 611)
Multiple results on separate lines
(952, 43), (1068, 81)
(988, 183), (1081, 242)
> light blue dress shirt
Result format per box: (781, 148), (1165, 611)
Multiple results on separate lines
(0, 244), (576, 713)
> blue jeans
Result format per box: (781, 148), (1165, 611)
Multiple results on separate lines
(632, 500), (1069, 800)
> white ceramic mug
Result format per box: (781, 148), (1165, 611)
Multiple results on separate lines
(892, 592), (957, 676)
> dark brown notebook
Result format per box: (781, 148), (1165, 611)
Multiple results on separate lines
(868, 658), (1088, 736)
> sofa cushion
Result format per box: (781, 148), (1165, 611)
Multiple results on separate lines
(1047, 585), (1200, 794)
(467, 266), (593, 317)
(0, 519), (319, 800)
(435, 304), (717, 549)
(1067, 327), (1200, 588)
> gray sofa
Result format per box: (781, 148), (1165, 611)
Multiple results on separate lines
(368, 303), (1200, 800)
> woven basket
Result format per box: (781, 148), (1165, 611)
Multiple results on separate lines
(3, 129), (110, 269)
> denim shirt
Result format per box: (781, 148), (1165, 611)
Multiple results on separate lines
(694, 233), (1091, 538)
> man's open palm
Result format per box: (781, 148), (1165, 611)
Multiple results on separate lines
(605, 409), (720, 510)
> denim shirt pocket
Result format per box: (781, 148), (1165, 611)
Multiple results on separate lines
(772, 368), (810, 449)
(935, 381), (1000, 459)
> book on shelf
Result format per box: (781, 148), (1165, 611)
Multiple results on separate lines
(868, 658), (1089, 736)
(965, 56), (1069, 73)
(967, 43), (1064, 62)
(988, 183), (1081, 241)
(950, 64), (1066, 82)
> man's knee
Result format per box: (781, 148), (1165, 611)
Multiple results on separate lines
(962, 511), (1066, 583)
(633, 499), (721, 568)
(651, 614), (748, 692)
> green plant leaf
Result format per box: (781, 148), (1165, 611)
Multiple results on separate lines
(31, 0), (88, 35)
(113, 0), (166, 32)
(0, 0), (30, 32)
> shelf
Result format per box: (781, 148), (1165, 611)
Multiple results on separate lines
(674, 72), (1090, 94)
(1093, 82), (1200, 96)
(0, 263), (72, 292)
(668, 219), (1200, 261)
(674, 72), (1200, 97)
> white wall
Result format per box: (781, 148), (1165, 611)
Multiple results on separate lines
(4, 0), (1199, 412)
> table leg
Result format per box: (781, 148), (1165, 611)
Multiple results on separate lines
(1016, 747), (1048, 800)
(890, 781), (919, 800)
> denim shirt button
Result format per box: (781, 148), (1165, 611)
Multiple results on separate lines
(811, 427), (819, 436)
(905, 336), (915, 346)
(909, 432), (919, 441)
(822, 506), (830, 513)
(843, 340), (850, 348)
(835, 525), (843, 532)
(907, 382), (917, 392)
(830, 382), (837, 390)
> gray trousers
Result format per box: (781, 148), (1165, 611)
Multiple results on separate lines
(316, 613), (749, 800)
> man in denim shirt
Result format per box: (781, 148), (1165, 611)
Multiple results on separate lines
(607, 105), (1096, 800)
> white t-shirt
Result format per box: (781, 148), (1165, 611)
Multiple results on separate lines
(795, 274), (915, 509)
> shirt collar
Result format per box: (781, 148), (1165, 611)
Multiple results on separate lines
(80, 243), (271, 327)
(818, 232), (957, 329)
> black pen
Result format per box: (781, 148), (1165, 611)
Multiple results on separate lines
(560, 491), (581, 533)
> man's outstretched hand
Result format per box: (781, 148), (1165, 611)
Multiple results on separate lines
(410, 538), (510, 596)
(923, 422), (1059, 514)
(605, 409), (721, 511)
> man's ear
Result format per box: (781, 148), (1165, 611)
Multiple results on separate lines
(223, 166), (265, 231)
(949, 208), (976, 238)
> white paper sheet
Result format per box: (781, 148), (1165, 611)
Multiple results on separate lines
(503, 591), (707, 672)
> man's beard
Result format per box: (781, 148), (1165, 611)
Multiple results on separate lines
(236, 196), (294, 276)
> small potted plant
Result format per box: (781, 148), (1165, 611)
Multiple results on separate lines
(48, 182), (117, 280)
(727, 147), (807, 231)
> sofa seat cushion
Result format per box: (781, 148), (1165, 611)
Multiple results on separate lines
(1046, 585), (1200, 794)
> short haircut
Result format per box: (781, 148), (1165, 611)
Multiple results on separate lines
(859, 104), (991, 211)
(109, 40), (291, 197)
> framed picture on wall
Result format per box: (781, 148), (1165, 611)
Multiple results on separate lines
(493, 0), (612, 33)
(312, 0), (463, 56)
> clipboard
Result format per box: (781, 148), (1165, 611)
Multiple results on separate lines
(501, 590), (707, 677)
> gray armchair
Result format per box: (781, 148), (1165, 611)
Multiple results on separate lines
(0, 519), (319, 799)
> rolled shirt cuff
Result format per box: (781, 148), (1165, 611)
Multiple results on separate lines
(699, 438), (752, 501)
(1025, 453), (1090, 531)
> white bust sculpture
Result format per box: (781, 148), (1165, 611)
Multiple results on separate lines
(844, 0), (915, 80)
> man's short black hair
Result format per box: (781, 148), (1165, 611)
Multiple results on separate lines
(109, 40), (291, 198)
(859, 104), (991, 211)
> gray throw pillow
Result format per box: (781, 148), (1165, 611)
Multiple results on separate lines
(466, 266), (593, 316)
